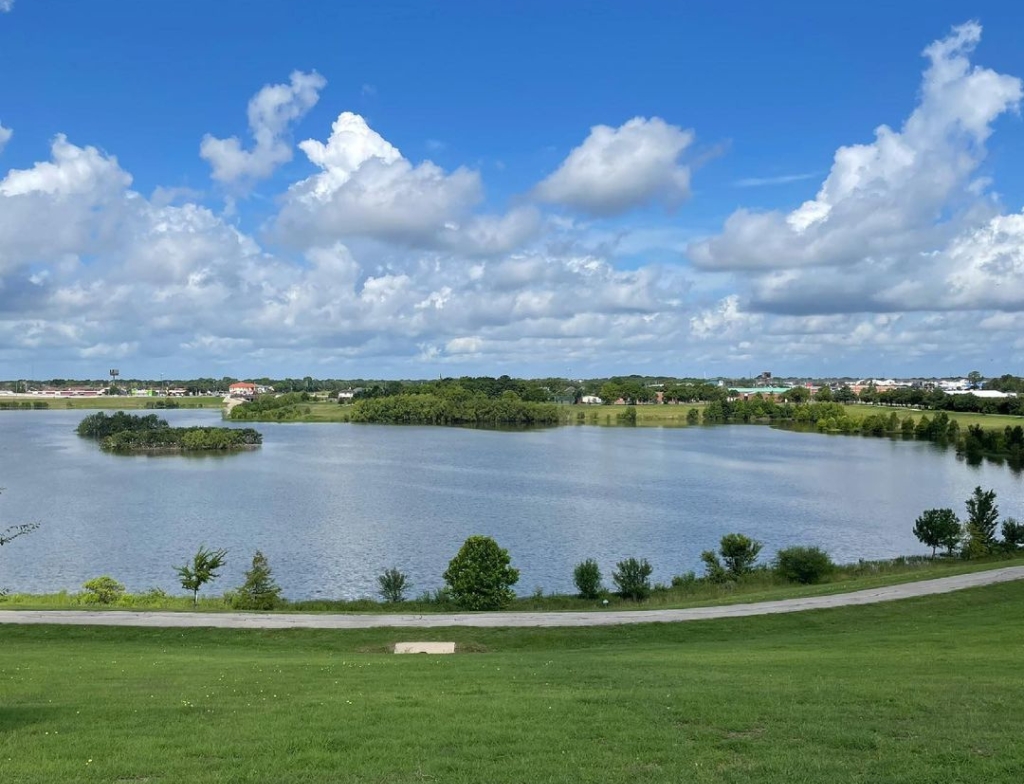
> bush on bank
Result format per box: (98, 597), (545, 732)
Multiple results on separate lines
(7, 512), (1024, 611)
(4, 551), (1022, 612)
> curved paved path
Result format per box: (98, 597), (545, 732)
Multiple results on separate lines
(1, 566), (1021, 630)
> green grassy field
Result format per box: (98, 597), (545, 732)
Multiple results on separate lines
(2, 581), (1022, 782)
(580, 402), (1024, 430)
(566, 403), (704, 426)
(273, 401), (1024, 430)
(3, 395), (225, 410)
(841, 403), (1024, 429)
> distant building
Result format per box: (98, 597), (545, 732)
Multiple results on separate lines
(580, 395), (603, 405)
(229, 382), (257, 398)
(727, 386), (792, 401)
(957, 390), (1015, 399)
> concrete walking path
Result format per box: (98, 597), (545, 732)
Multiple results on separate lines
(1, 566), (1022, 631)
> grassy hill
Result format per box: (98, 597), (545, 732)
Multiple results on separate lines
(2, 580), (1022, 782)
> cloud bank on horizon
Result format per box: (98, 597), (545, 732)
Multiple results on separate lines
(1, 20), (1023, 379)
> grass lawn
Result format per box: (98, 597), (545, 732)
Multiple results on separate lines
(841, 403), (1024, 429)
(2, 581), (1023, 783)
(565, 403), (705, 426)
(3, 395), (225, 411)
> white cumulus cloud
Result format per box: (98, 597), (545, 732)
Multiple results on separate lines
(8, 24), (1024, 378)
(200, 70), (326, 186)
(534, 117), (694, 216)
(0, 124), (699, 376)
(274, 112), (487, 248)
(690, 21), (1022, 273)
(0, 135), (133, 274)
(942, 211), (1024, 310)
(0, 121), (11, 153)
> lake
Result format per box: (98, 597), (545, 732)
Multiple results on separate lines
(1, 409), (1021, 599)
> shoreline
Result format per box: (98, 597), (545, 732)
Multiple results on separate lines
(3, 566), (1022, 629)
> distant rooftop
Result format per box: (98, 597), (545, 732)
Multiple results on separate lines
(728, 386), (793, 395)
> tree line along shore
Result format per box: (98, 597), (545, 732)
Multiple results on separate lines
(224, 390), (1024, 469)
(3, 382), (1022, 465)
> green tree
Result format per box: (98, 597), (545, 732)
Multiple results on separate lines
(443, 536), (519, 610)
(775, 546), (834, 584)
(686, 408), (700, 425)
(913, 508), (962, 557)
(814, 386), (834, 402)
(963, 487), (999, 558)
(833, 385), (856, 403)
(377, 567), (409, 603)
(701, 533), (762, 581)
(719, 533), (763, 576)
(1002, 518), (1024, 551)
(82, 576), (125, 604)
(782, 386), (810, 404)
(598, 382), (621, 404)
(967, 370), (983, 389)
(612, 557), (653, 601)
(176, 545), (227, 605)
(233, 550), (282, 610)
(700, 550), (729, 583)
(573, 559), (602, 599)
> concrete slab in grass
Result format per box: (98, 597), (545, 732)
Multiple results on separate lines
(394, 641), (456, 654)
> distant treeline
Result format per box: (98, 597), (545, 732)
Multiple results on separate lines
(857, 385), (1024, 416)
(695, 399), (1023, 470)
(228, 389), (562, 426)
(348, 393), (561, 426)
(8, 372), (1024, 411)
(76, 412), (261, 452)
(352, 376), (558, 402)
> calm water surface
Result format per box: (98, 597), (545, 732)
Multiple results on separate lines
(1, 409), (1021, 599)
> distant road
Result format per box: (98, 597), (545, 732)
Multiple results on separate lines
(2, 566), (1021, 630)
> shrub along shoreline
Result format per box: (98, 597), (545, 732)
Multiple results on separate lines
(5, 484), (1021, 614)
(3, 551), (1021, 615)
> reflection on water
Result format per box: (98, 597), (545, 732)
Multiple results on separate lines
(1, 409), (1022, 599)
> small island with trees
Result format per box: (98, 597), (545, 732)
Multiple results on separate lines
(76, 411), (262, 453)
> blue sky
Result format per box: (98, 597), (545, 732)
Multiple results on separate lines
(2, 1), (1024, 379)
